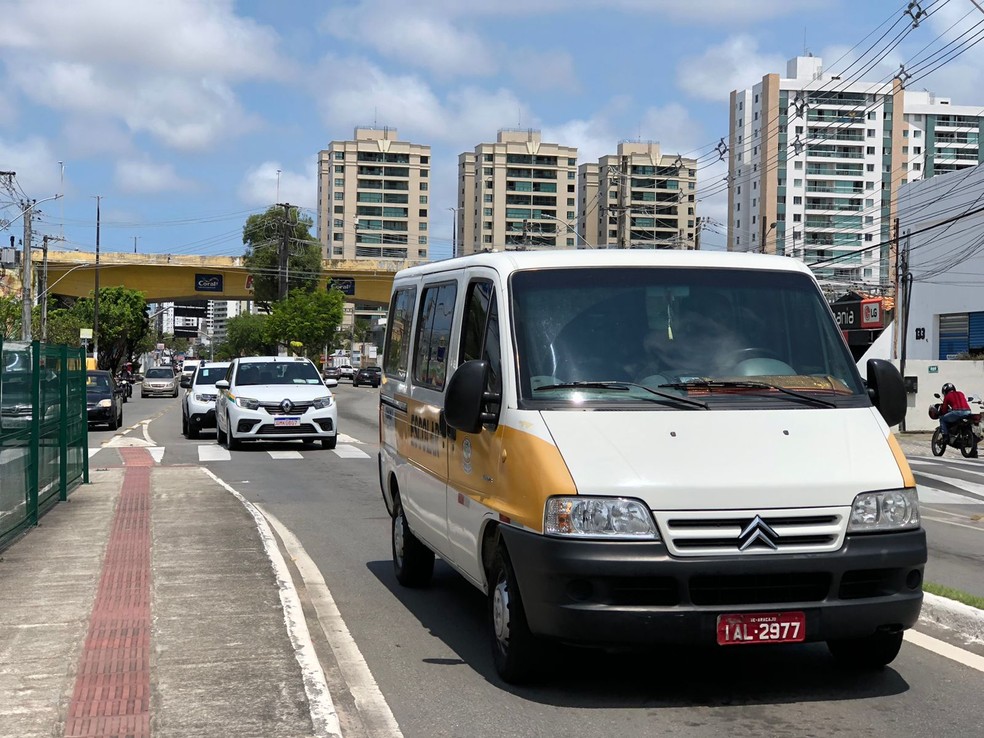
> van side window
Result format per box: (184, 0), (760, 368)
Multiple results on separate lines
(460, 280), (502, 401)
(412, 282), (457, 390)
(383, 286), (417, 380)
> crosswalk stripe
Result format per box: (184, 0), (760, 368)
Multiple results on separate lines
(336, 433), (364, 445)
(918, 485), (984, 505)
(199, 445), (231, 462)
(333, 444), (371, 459)
(88, 447), (101, 459)
(148, 448), (166, 464)
(268, 450), (303, 460)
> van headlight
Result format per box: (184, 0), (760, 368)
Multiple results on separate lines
(312, 396), (334, 409)
(848, 488), (920, 532)
(545, 497), (659, 539)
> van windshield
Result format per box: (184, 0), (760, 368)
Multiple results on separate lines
(511, 266), (866, 407)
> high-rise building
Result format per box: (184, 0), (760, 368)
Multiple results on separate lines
(579, 142), (698, 249)
(317, 127), (432, 262)
(729, 55), (984, 289)
(457, 130), (578, 255)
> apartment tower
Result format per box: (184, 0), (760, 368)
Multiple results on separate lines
(457, 130), (578, 255)
(579, 142), (698, 249)
(317, 127), (432, 262)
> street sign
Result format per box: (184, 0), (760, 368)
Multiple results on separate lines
(80, 328), (93, 339)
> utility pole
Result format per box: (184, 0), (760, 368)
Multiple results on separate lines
(133, 235), (139, 254)
(278, 202), (291, 300)
(41, 235), (50, 341)
(20, 199), (34, 340)
(94, 196), (101, 365)
(695, 216), (702, 251)
(522, 218), (530, 249)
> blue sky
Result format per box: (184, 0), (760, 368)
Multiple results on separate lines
(2, 0), (982, 263)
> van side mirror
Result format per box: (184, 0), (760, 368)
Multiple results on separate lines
(866, 359), (906, 427)
(445, 360), (500, 433)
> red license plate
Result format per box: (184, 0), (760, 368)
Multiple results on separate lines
(716, 611), (806, 645)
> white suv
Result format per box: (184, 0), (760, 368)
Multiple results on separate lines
(214, 356), (339, 450)
(181, 361), (230, 439)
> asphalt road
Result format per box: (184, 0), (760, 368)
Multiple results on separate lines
(90, 387), (984, 738)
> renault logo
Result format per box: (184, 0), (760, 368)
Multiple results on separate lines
(280, 399), (293, 413)
(738, 515), (780, 551)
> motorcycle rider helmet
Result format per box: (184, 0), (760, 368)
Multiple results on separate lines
(942, 383), (956, 396)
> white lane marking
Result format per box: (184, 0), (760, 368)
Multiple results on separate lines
(148, 447), (166, 464)
(907, 629), (984, 673)
(88, 447), (101, 459)
(103, 435), (155, 448)
(261, 508), (404, 738)
(201, 468), (341, 738)
(336, 433), (364, 445)
(199, 445), (232, 462)
(333, 445), (371, 459)
(915, 472), (984, 499)
(920, 514), (984, 533)
(918, 485), (984, 505)
(141, 420), (156, 446)
(268, 450), (304, 460)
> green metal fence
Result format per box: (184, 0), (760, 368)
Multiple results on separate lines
(1, 338), (89, 550)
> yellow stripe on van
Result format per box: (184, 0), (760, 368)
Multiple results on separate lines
(494, 425), (577, 532)
(887, 433), (916, 489)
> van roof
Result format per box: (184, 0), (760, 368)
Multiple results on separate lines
(393, 249), (814, 281)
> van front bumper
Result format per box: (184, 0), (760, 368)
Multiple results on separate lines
(498, 527), (926, 646)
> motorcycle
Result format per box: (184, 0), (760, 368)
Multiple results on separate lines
(116, 372), (134, 403)
(929, 393), (983, 458)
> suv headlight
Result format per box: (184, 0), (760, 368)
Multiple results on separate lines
(234, 396), (260, 410)
(545, 496), (659, 539)
(848, 488), (920, 532)
(312, 396), (334, 409)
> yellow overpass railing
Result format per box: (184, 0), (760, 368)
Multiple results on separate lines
(39, 251), (420, 307)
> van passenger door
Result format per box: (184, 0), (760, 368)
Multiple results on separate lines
(447, 277), (504, 585)
(402, 280), (458, 559)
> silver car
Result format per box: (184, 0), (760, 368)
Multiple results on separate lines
(141, 366), (178, 398)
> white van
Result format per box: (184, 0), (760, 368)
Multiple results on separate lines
(378, 250), (924, 683)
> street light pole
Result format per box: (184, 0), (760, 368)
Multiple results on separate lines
(93, 196), (101, 365)
(447, 207), (458, 258)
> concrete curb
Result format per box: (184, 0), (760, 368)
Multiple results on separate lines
(920, 592), (984, 643)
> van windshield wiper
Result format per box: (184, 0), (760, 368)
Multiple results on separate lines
(533, 381), (708, 410)
(658, 380), (838, 408)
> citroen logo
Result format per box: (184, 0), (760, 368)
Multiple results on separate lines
(280, 399), (293, 413)
(738, 515), (780, 551)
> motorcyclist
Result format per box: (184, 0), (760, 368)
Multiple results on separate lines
(938, 382), (972, 442)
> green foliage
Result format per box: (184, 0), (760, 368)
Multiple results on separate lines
(0, 294), (21, 339)
(225, 313), (275, 357)
(69, 286), (149, 371)
(43, 306), (87, 347)
(265, 288), (344, 360)
(242, 205), (323, 310)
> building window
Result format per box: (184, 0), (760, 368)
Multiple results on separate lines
(334, 165), (344, 173)
(484, 153), (493, 162)
(794, 161), (803, 170)
(795, 126), (803, 134)
(334, 192), (344, 200)
(419, 222), (427, 231)
(483, 167), (493, 176)
(421, 169), (429, 177)
(793, 178), (802, 187)
(420, 195), (428, 204)
(333, 219), (344, 228)
(754, 111), (759, 120)
(866, 164), (875, 172)
(866, 146), (876, 155)
(418, 236), (427, 244)
(483, 234), (493, 243)
(914, 147), (922, 154)
(483, 207), (493, 216)
(793, 196), (802, 204)
(736, 185), (741, 195)
(867, 129), (876, 137)
(867, 111), (876, 120)
(419, 208), (427, 217)
(334, 178), (344, 187)
(483, 222), (492, 230)
(420, 182), (428, 190)
(334, 152), (344, 160)
(568, 198), (575, 206)
(865, 198), (874, 207)
(484, 194), (493, 203)
(333, 247), (343, 255)
(334, 205), (343, 214)
(913, 163), (922, 170)
(865, 234), (873, 241)
(793, 213), (801, 222)
(418, 249), (428, 257)
(754, 94), (759, 103)
(568, 171), (575, 179)
(333, 233), (343, 241)
(865, 216), (874, 224)
(914, 130), (922, 138)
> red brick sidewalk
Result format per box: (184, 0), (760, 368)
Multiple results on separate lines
(64, 448), (154, 738)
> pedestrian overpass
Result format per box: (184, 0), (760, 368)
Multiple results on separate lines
(39, 251), (416, 306)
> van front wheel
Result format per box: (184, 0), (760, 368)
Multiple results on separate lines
(392, 498), (434, 587)
(489, 543), (539, 684)
(827, 630), (904, 670)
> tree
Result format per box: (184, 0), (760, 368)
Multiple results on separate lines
(69, 286), (149, 371)
(0, 294), (20, 340)
(242, 205), (323, 310)
(265, 288), (344, 361)
(225, 313), (275, 357)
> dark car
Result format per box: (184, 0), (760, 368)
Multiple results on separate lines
(353, 365), (381, 388)
(323, 366), (342, 381)
(86, 370), (124, 430)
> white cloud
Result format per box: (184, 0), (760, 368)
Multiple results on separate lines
(678, 35), (786, 101)
(506, 51), (579, 93)
(321, 9), (498, 78)
(0, 0), (287, 151)
(115, 158), (194, 194)
(238, 161), (317, 210)
(0, 135), (60, 196)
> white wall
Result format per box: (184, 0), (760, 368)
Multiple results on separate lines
(892, 359), (984, 431)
